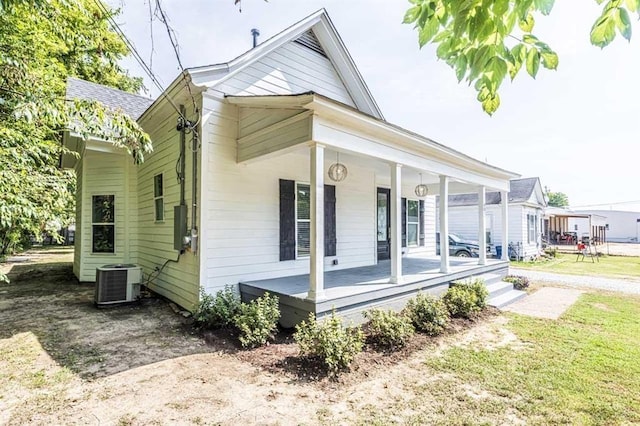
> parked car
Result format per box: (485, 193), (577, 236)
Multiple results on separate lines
(436, 233), (491, 257)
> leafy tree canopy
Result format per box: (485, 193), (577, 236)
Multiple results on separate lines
(404, 0), (640, 114)
(545, 187), (570, 207)
(0, 0), (151, 259)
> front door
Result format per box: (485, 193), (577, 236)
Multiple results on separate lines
(377, 187), (391, 261)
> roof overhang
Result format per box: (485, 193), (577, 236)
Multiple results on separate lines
(227, 93), (519, 191)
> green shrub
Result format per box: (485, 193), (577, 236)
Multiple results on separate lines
(194, 285), (241, 329)
(442, 285), (479, 318)
(233, 292), (280, 348)
(294, 311), (364, 373)
(405, 293), (450, 336)
(504, 275), (530, 291)
(544, 247), (558, 258)
(452, 278), (489, 309)
(363, 308), (414, 349)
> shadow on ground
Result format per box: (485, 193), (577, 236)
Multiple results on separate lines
(0, 259), (210, 381)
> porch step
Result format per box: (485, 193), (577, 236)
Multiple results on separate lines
(489, 288), (527, 309)
(472, 272), (505, 285)
(486, 280), (514, 299)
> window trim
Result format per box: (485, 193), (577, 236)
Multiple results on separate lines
(406, 198), (420, 247)
(295, 182), (310, 259)
(91, 194), (115, 254)
(153, 173), (164, 223)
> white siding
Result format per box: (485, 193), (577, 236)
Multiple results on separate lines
(216, 41), (355, 106)
(73, 153), (83, 278)
(135, 95), (201, 310)
(201, 95), (375, 294)
(439, 204), (543, 258)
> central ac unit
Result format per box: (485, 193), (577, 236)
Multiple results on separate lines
(95, 264), (142, 306)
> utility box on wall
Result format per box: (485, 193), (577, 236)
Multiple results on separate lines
(174, 204), (188, 251)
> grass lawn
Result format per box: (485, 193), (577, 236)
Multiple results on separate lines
(512, 252), (640, 279)
(354, 292), (640, 425)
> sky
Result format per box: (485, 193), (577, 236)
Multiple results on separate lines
(107, 0), (640, 211)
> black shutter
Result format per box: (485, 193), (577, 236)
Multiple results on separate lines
(324, 184), (336, 256)
(279, 179), (296, 261)
(419, 200), (425, 246)
(401, 197), (407, 248)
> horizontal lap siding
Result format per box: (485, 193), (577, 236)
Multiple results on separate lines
(216, 41), (355, 107)
(201, 96), (375, 295)
(77, 151), (129, 281)
(135, 96), (201, 310)
(73, 157), (83, 278)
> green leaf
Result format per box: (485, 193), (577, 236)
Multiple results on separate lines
(494, 0), (509, 16)
(418, 17), (440, 47)
(482, 92), (501, 115)
(486, 56), (508, 88)
(590, 13), (617, 47)
(625, 0), (640, 13)
(616, 7), (632, 41)
(518, 13), (535, 32)
(455, 54), (468, 82)
(533, 0), (555, 15)
(526, 48), (540, 78)
(540, 50), (558, 69)
(403, 5), (422, 23)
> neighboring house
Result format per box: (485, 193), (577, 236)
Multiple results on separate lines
(544, 207), (608, 246)
(63, 10), (521, 325)
(437, 178), (547, 260)
(572, 210), (640, 243)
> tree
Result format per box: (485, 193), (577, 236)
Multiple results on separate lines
(545, 187), (570, 207)
(0, 0), (151, 261)
(404, 0), (640, 114)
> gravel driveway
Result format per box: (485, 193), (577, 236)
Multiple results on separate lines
(510, 268), (640, 295)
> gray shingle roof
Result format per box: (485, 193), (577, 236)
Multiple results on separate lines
(66, 77), (154, 120)
(447, 177), (541, 206)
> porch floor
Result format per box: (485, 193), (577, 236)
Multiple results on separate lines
(240, 254), (510, 327)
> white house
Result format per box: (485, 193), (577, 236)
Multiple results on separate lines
(437, 178), (546, 260)
(571, 210), (637, 243)
(64, 10), (523, 325)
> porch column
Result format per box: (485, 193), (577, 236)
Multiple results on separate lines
(501, 190), (509, 261)
(308, 143), (325, 301)
(478, 186), (487, 265)
(390, 163), (403, 283)
(439, 175), (450, 273)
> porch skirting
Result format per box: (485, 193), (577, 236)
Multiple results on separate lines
(240, 256), (509, 328)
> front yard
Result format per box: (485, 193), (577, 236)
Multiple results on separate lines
(1, 250), (639, 425)
(512, 252), (640, 280)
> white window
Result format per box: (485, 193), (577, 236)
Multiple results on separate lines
(154, 173), (164, 222)
(407, 199), (419, 247)
(527, 214), (536, 243)
(92, 195), (115, 253)
(296, 183), (310, 257)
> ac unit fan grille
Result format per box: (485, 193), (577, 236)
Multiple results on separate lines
(97, 270), (128, 302)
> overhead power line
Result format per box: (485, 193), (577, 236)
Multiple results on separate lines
(91, 0), (186, 120)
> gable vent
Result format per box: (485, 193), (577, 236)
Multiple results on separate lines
(294, 30), (327, 58)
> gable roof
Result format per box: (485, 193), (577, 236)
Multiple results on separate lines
(66, 77), (154, 120)
(447, 177), (544, 207)
(186, 9), (383, 119)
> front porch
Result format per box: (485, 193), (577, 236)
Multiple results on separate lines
(240, 254), (509, 327)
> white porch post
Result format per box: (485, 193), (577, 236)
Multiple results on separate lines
(390, 163), (403, 283)
(308, 143), (325, 301)
(478, 186), (487, 265)
(439, 175), (450, 273)
(501, 190), (509, 261)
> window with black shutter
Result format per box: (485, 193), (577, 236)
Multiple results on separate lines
(279, 180), (336, 260)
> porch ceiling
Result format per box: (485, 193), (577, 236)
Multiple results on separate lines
(227, 93), (518, 192)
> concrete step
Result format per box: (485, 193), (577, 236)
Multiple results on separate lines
(486, 280), (514, 299)
(489, 289), (527, 309)
(472, 272), (505, 285)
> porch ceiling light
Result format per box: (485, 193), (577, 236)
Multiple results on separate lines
(328, 152), (348, 182)
(415, 173), (428, 197)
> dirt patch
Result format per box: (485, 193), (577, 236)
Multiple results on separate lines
(590, 302), (618, 312)
(1, 248), (527, 425)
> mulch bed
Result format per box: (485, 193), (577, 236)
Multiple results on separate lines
(198, 307), (499, 386)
